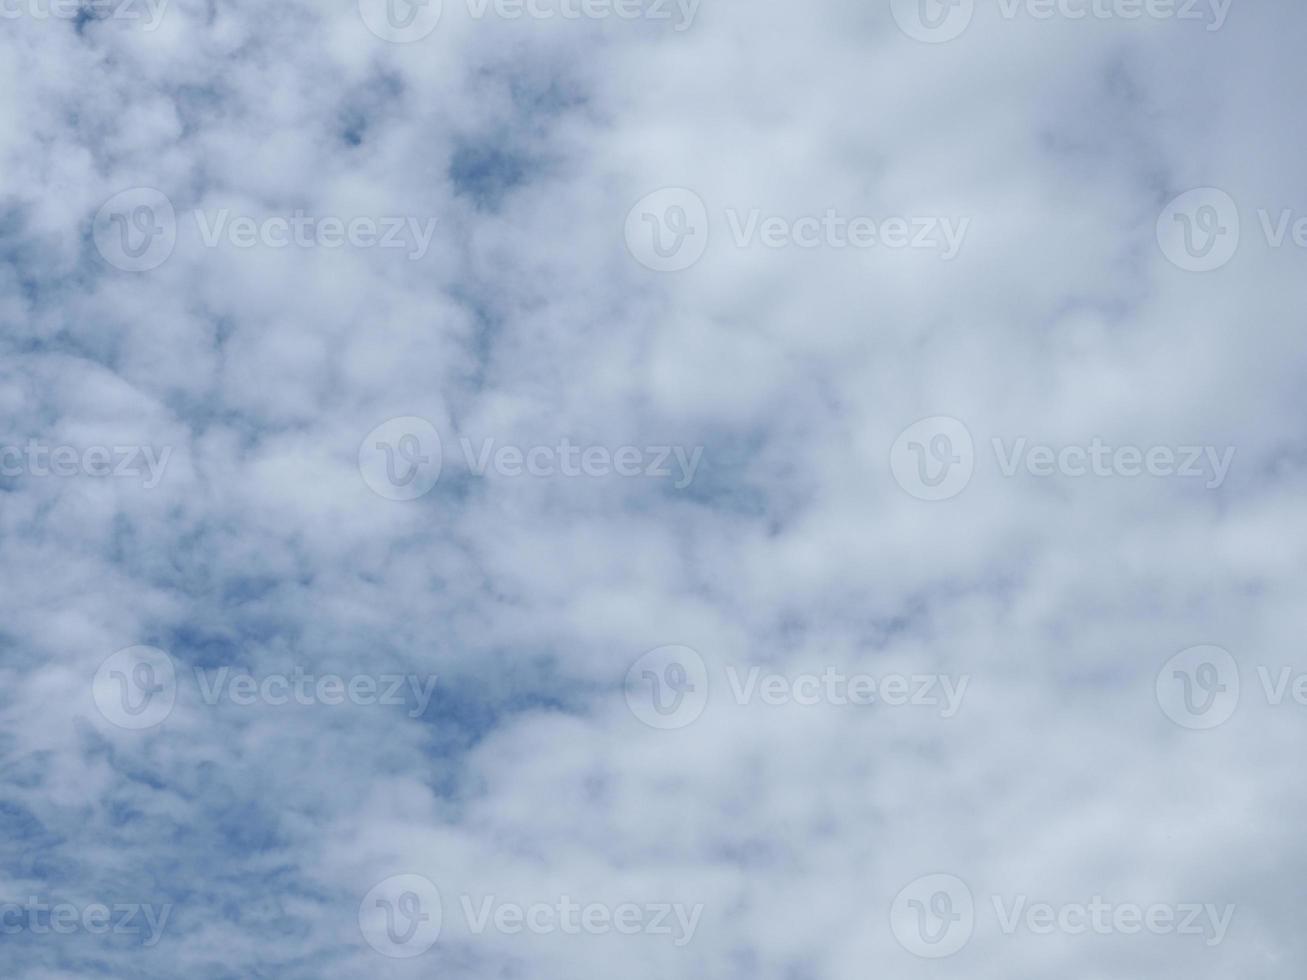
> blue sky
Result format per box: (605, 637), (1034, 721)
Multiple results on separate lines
(1, 0), (1305, 977)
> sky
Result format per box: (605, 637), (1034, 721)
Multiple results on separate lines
(1, 0), (1305, 977)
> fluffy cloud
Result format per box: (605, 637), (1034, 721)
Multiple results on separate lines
(0, 0), (1303, 976)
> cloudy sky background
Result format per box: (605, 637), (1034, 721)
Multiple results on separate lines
(1, 0), (1305, 976)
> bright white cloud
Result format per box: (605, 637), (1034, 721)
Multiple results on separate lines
(0, 0), (1303, 977)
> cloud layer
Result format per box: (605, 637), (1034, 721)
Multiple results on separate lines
(1, 0), (1304, 976)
